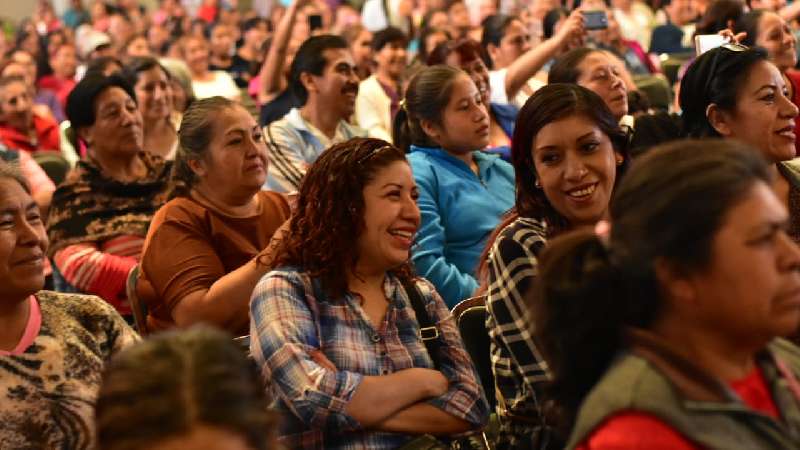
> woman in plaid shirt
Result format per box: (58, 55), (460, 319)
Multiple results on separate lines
(480, 84), (630, 449)
(250, 138), (489, 449)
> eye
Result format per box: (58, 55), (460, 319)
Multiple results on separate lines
(411, 190), (420, 201)
(228, 138), (242, 146)
(27, 212), (41, 224)
(540, 152), (561, 165)
(581, 142), (600, 152)
(761, 93), (776, 103)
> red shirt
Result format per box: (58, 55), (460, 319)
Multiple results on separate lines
(577, 366), (781, 450)
(0, 114), (60, 154)
(37, 75), (76, 110)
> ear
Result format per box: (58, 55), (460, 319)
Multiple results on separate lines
(186, 157), (208, 178)
(653, 257), (698, 308)
(486, 42), (500, 63)
(706, 103), (734, 137)
(614, 150), (624, 165)
(300, 71), (317, 95)
(419, 118), (441, 143)
(76, 125), (92, 147)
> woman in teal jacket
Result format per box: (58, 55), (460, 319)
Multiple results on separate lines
(393, 65), (515, 307)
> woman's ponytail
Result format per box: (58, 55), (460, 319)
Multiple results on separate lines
(392, 105), (412, 153)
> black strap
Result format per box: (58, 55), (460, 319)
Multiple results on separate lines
(400, 278), (442, 370)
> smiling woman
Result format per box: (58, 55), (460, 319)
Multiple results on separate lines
(250, 137), (488, 449)
(138, 96), (291, 335)
(0, 163), (138, 449)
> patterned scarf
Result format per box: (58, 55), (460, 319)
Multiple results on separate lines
(46, 152), (171, 256)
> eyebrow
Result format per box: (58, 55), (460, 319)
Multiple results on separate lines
(754, 84), (780, 95)
(224, 128), (247, 137)
(381, 183), (405, 189)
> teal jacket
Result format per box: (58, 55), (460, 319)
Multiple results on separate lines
(407, 145), (515, 308)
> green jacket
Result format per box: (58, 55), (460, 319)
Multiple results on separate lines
(567, 330), (800, 450)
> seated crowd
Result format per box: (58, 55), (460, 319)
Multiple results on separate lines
(4, 0), (800, 449)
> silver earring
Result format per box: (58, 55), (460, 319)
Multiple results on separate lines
(534, 179), (541, 188)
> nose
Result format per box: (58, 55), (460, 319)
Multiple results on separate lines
(17, 215), (44, 248)
(403, 194), (421, 225)
(778, 230), (800, 272)
(779, 92), (799, 118)
(564, 153), (588, 181)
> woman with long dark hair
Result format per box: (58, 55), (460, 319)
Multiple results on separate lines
(480, 83), (629, 449)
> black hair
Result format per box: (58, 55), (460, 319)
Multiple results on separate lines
(289, 34), (348, 105)
(96, 326), (275, 450)
(480, 14), (517, 69)
(544, 7), (570, 40)
(84, 56), (124, 77)
(733, 9), (767, 47)
(532, 139), (772, 433)
(679, 45), (768, 137)
(392, 65), (463, 152)
(548, 47), (599, 84)
(694, 0), (746, 37)
(242, 16), (268, 34)
(417, 26), (451, 63)
(65, 73), (137, 131)
(371, 26), (408, 52)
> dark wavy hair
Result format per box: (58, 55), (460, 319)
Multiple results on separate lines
(96, 326), (275, 450)
(267, 137), (414, 298)
(475, 83), (629, 288)
(531, 139), (771, 434)
(679, 45), (768, 138)
(548, 47), (600, 84)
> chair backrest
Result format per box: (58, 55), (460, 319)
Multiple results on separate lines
(126, 265), (149, 335)
(32, 153), (71, 186)
(452, 295), (496, 409)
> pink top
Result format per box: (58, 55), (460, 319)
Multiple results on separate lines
(0, 296), (41, 356)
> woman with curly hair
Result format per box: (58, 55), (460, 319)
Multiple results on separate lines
(249, 137), (489, 449)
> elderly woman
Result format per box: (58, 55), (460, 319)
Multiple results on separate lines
(47, 73), (172, 315)
(0, 75), (60, 154)
(251, 137), (489, 449)
(139, 97), (291, 334)
(0, 163), (138, 449)
(123, 57), (180, 160)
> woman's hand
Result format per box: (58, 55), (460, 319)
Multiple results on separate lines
(718, 28), (747, 44)
(556, 9), (586, 49)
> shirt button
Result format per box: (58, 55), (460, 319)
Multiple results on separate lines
(382, 370), (389, 375)
(381, 351), (387, 356)
(371, 334), (381, 343)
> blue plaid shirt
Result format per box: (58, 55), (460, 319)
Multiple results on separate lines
(250, 267), (489, 450)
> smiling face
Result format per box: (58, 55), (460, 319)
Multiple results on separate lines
(533, 114), (620, 228)
(445, 52), (491, 106)
(375, 40), (408, 80)
(355, 160), (420, 274)
(677, 181), (800, 343)
(0, 81), (33, 132)
(712, 60), (798, 163)
(193, 105), (268, 197)
(306, 48), (360, 120)
(185, 37), (210, 75)
(0, 178), (48, 301)
(576, 52), (628, 120)
(756, 12), (797, 73)
(134, 65), (171, 122)
(424, 73), (490, 154)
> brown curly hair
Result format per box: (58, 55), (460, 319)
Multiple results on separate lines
(267, 137), (416, 298)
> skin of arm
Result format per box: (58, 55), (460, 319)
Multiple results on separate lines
(258, 0), (307, 103)
(504, 9), (585, 100)
(373, 403), (472, 435)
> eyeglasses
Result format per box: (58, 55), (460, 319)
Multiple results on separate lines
(702, 42), (748, 96)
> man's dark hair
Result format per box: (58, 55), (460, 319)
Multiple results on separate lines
(289, 35), (348, 105)
(371, 26), (407, 52)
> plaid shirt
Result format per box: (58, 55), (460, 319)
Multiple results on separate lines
(250, 267), (489, 450)
(486, 217), (551, 444)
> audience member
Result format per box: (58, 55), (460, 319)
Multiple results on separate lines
(356, 27), (408, 142)
(549, 48), (630, 122)
(342, 24), (374, 80)
(251, 137), (489, 448)
(5, 49), (65, 123)
(97, 326), (275, 450)
(208, 22), (236, 71)
(140, 97), (290, 334)
(734, 10), (800, 152)
(428, 38), (518, 156)
(535, 140), (800, 448)
(232, 17), (269, 87)
(182, 36), (240, 100)
(480, 83), (629, 449)
(123, 57), (180, 160)
(649, 0), (698, 54)
(611, 0), (656, 50)
(264, 35), (365, 193)
(680, 45), (800, 241)
(482, 11), (584, 109)
(122, 34), (151, 61)
(47, 74), (171, 315)
(0, 162), (137, 449)
(0, 75), (60, 155)
(37, 43), (78, 110)
(394, 65), (515, 307)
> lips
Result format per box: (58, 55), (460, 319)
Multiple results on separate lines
(388, 227), (416, 248)
(776, 125), (796, 141)
(13, 253), (43, 267)
(564, 183), (598, 201)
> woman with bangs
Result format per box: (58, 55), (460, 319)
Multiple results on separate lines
(478, 83), (629, 450)
(250, 137), (488, 449)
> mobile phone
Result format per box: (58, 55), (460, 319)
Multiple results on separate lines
(309, 14), (323, 31)
(694, 34), (727, 56)
(583, 11), (608, 31)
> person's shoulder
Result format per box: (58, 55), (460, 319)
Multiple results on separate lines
(156, 196), (208, 223)
(258, 190), (292, 216)
(36, 290), (122, 321)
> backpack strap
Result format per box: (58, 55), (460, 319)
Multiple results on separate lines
(400, 277), (442, 371)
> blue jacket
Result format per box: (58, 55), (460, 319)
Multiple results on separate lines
(408, 145), (516, 308)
